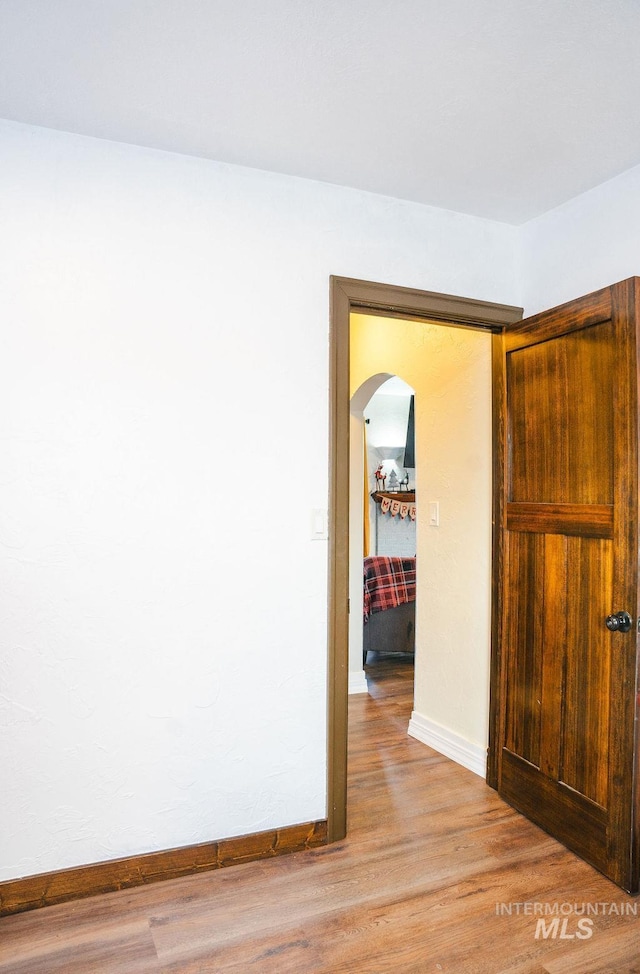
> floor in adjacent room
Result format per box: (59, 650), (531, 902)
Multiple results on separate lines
(1, 654), (638, 973)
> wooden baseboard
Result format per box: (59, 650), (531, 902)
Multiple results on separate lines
(0, 818), (328, 918)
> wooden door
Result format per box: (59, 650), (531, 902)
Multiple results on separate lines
(493, 278), (640, 892)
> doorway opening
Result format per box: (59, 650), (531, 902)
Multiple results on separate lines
(327, 277), (523, 842)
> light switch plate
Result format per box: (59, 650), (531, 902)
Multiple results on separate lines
(311, 508), (328, 540)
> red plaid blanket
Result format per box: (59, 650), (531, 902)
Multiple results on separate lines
(363, 555), (416, 621)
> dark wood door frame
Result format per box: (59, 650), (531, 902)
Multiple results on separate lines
(327, 276), (523, 841)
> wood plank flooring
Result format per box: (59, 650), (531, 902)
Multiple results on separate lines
(1, 654), (638, 973)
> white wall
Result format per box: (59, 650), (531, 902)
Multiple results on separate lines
(348, 410), (368, 694)
(364, 392), (412, 463)
(0, 119), (520, 881)
(521, 162), (640, 315)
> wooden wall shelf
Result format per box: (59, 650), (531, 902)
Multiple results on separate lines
(371, 491), (416, 504)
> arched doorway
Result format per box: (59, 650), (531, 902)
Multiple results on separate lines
(349, 374), (416, 694)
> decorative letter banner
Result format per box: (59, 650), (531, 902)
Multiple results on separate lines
(378, 496), (417, 521)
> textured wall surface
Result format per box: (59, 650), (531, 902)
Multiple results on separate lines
(372, 505), (416, 557)
(0, 119), (519, 882)
(521, 162), (640, 316)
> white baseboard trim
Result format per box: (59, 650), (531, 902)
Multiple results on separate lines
(408, 710), (487, 778)
(348, 670), (369, 695)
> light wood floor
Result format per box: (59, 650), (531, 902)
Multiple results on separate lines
(1, 655), (638, 973)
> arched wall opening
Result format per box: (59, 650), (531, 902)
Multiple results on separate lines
(349, 372), (416, 694)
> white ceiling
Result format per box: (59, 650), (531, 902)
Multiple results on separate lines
(1, 0), (640, 224)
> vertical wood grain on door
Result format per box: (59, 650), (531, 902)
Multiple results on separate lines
(494, 279), (640, 892)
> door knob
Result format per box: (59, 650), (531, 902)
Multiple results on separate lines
(605, 611), (633, 632)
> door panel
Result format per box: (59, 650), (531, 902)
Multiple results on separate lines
(563, 535), (612, 808)
(503, 532), (544, 768)
(508, 321), (614, 505)
(494, 278), (640, 892)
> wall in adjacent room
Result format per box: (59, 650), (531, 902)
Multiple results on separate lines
(365, 387), (416, 557)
